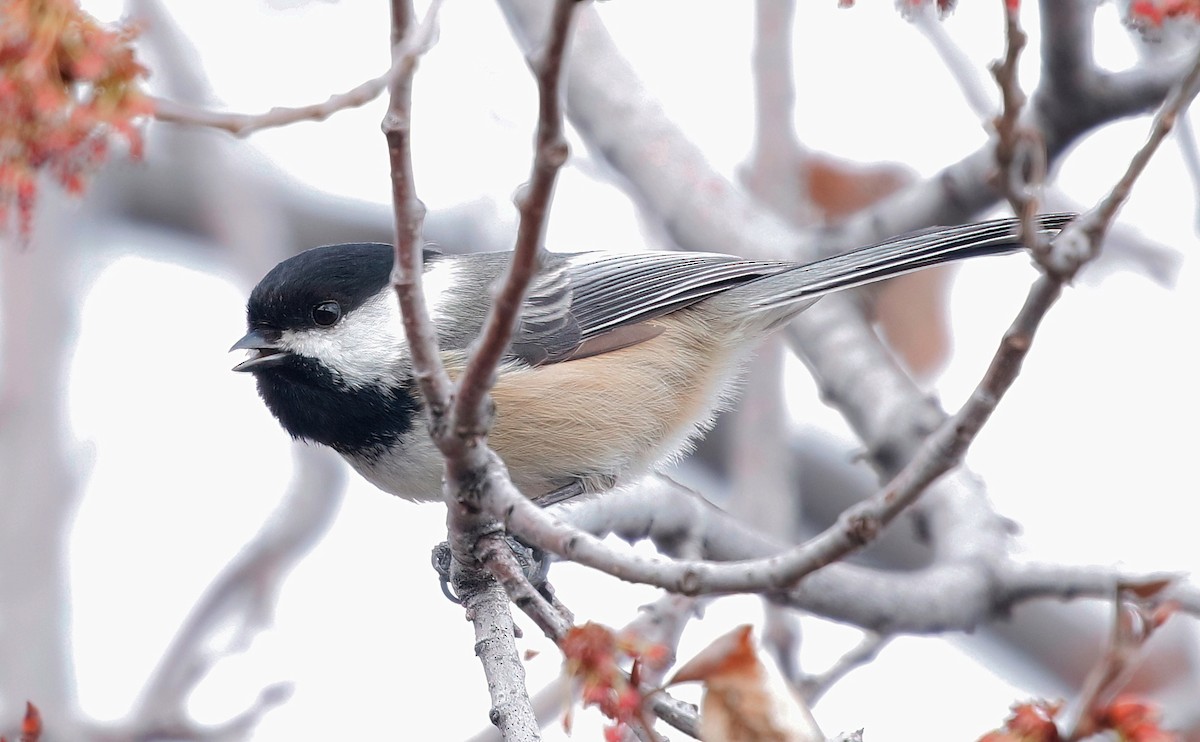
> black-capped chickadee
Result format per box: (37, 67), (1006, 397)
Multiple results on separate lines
(232, 214), (1071, 503)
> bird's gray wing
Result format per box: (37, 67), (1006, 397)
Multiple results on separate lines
(505, 211), (1074, 365)
(509, 251), (791, 365)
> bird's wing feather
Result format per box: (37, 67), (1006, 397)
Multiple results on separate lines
(506, 212), (1075, 366)
(509, 251), (790, 365)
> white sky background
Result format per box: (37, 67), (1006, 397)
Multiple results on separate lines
(64, 0), (1200, 739)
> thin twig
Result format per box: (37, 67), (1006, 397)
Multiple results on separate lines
(385, 1), (587, 736)
(559, 478), (1200, 634)
(382, 2), (546, 739)
(798, 632), (889, 704)
(384, 0), (453, 417)
(451, 0), (577, 436)
(438, 0), (582, 656)
(771, 49), (1200, 584)
(128, 445), (344, 736)
(911, 5), (995, 119)
(151, 9), (440, 138)
(467, 40), (1200, 603)
(1061, 583), (1177, 739)
(152, 78), (386, 138)
(477, 529), (572, 641)
(1087, 49), (1200, 234)
(489, 458), (962, 595)
(990, 1), (1046, 239)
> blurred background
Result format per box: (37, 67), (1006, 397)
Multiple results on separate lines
(2, 0), (1199, 739)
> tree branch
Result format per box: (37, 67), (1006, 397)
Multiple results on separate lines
(451, 0), (577, 448)
(798, 632), (889, 705)
(463, 579), (543, 742)
(438, 0), (582, 650)
(150, 8), (441, 139)
(384, 0), (453, 417)
(124, 445), (344, 739)
(911, 4), (995, 119)
(560, 478), (1198, 635)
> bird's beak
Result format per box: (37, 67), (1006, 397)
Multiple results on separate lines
(230, 330), (289, 372)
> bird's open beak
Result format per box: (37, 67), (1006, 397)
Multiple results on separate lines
(230, 330), (289, 372)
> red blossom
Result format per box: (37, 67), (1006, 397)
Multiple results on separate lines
(20, 702), (41, 742)
(1101, 696), (1177, 742)
(978, 700), (1062, 742)
(1127, 0), (1200, 28)
(0, 702), (43, 742)
(560, 622), (664, 739)
(0, 0), (151, 238)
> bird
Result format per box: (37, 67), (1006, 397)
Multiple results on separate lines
(231, 213), (1071, 504)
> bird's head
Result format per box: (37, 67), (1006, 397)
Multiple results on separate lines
(231, 243), (420, 452)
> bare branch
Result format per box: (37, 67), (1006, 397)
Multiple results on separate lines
(463, 579), (543, 741)
(496, 462), (955, 597)
(438, 0), (583, 656)
(1086, 48), (1200, 238)
(1061, 583), (1177, 739)
(991, 2), (1047, 237)
(1040, 46), (1200, 282)
(476, 529), (572, 641)
(1038, 0), (1095, 97)
(381, 4), (555, 738)
(1041, 190), (1182, 286)
(93, 682), (292, 742)
(152, 78), (386, 138)
(911, 5), (995, 119)
(1035, 1), (1198, 146)
(466, 592), (701, 742)
(799, 632), (889, 704)
(384, 0), (453, 417)
(129, 445), (344, 736)
(466, 678), (569, 742)
(0, 197), (81, 729)
(150, 9), (440, 138)
(560, 479), (1200, 637)
(452, 0), (578, 442)
(645, 693), (701, 740)
(740, 0), (813, 225)
(761, 604), (803, 686)
(624, 593), (704, 740)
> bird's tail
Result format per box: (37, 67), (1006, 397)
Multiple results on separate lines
(716, 212), (1073, 322)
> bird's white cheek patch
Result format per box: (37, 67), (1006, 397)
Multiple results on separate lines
(280, 259), (457, 390)
(282, 292), (405, 389)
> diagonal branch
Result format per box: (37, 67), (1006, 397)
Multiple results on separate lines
(151, 8), (441, 138)
(384, 0), (453, 417)
(385, 3), (586, 740)
(452, 0), (578, 444)
(439, 0), (583, 648)
(127, 445), (344, 737)
(911, 4), (995, 119)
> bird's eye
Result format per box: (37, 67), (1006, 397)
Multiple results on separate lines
(312, 300), (341, 327)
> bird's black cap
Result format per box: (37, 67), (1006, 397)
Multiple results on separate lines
(246, 242), (398, 333)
